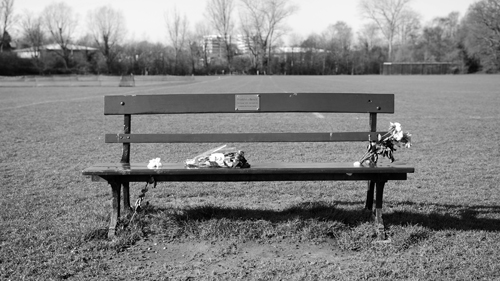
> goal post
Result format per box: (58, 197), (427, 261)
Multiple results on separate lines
(382, 62), (459, 75)
(119, 74), (135, 87)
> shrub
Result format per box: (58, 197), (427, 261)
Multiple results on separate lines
(0, 52), (39, 76)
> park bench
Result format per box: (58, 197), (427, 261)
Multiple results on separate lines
(82, 93), (414, 239)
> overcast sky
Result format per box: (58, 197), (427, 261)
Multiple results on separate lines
(15, 0), (477, 44)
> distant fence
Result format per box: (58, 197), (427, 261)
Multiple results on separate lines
(0, 75), (195, 87)
(382, 62), (459, 75)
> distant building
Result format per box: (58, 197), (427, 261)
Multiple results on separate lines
(275, 46), (324, 54)
(201, 35), (328, 63)
(202, 35), (226, 58)
(233, 34), (251, 55)
(202, 34), (252, 59)
(273, 46), (325, 62)
(13, 44), (98, 59)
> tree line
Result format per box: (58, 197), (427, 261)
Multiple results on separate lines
(0, 0), (499, 76)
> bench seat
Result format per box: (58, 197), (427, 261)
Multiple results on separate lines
(83, 162), (414, 182)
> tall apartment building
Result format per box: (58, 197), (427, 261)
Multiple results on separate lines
(203, 35), (226, 58)
(202, 34), (252, 58)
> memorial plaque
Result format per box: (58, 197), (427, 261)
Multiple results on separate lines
(235, 94), (260, 111)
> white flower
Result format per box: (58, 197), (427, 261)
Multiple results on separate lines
(387, 122), (403, 141)
(147, 158), (162, 169)
(353, 161), (361, 167)
(209, 153), (226, 167)
(393, 130), (404, 141)
(390, 122), (402, 132)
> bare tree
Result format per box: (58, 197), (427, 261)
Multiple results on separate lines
(301, 33), (323, 73)
(165, 7), (188, 72)
(206, 0), (235, 69)
(287, 32), (302, 74)
(357, 23), (382, 51)
(42, 2), (78, 68)
(20, 11), (45, 72)
(239, 0), (298, 74)
(323, 21), (354, 73)
(397, 9), (421, 46)
(432, 11), (460, 40)
(195, 21), (212, 72)
(87, 5), (126, 73)
(359, 0), (413, 61)
(0, 0), (16, 52)
(20, 11), (45, 54)
(355, 23), (385, 74)
(413, 12), (461, 63)
(464, 0), (500, 71)
(323, 22), (353, 52)
(392, 9), (420, 61)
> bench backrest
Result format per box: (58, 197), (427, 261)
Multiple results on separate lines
(103, 93), (394, 163)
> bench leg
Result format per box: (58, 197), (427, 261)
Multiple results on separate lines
(108, 181), (121, 239)
(122, 182), (131, 213)
(365, 180), (375, 211)
(375, 181), (386, 240)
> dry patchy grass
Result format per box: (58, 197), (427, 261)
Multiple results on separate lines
(1, 75), (500, 280)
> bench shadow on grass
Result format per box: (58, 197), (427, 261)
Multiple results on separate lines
(145, 201), (371, 228)
(143, 200), (500, 232)
(384, 201), (500, 232)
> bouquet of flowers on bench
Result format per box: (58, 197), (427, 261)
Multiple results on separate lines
(354, 122), (412, 167)
(185, 145), (251, 169)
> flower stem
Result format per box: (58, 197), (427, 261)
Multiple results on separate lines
(358, 151), (375, 163)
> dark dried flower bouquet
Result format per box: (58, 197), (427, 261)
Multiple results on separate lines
(354, 122), (412, 167)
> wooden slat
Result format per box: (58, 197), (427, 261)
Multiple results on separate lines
(105, 132), (386, 143)
(90, 173), (407, 182)
(104, 93), (394, 115)
(82, 162), (414, 182)
(83, 162), (415, 174)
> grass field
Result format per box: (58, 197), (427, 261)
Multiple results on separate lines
(1, 75), (500, 280)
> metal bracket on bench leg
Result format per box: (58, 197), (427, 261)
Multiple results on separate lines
(375, 208), (385, 239)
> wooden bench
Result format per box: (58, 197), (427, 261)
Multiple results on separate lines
(82, 93), (414, 239)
